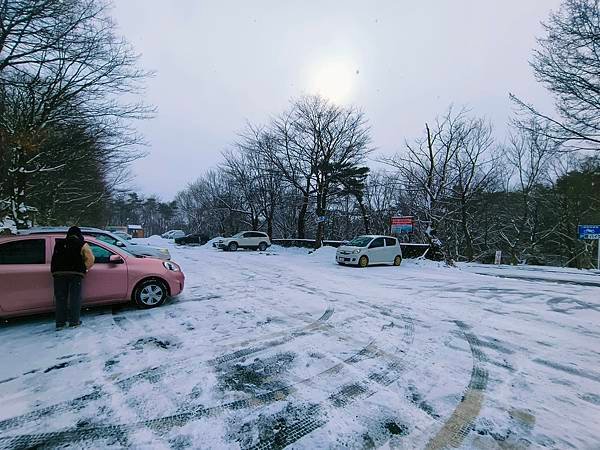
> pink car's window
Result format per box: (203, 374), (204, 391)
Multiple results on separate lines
(95, 234), (118, 246)
(87, 243), (114, 264)
(0, 239), (46, 264)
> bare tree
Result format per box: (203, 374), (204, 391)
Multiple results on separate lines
(499, 119), (561, 263)
(447, 117), (498, 260)
(362, 171), (406, 236)
(260, 96), (371, 244)
(266, 109), (317, 239)
(382, 108), (463, 260)
(221, 150), (262, 230)
(236, 128), (283, 237)
(511, 0), (600, 150)
(382, 107), (500, 261)
(0, 0), (152, 227)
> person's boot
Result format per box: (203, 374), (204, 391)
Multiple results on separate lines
(56, 323), (66, 331)
(69, 321), (82, 328)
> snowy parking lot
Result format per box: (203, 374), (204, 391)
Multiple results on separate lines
(1, 240), (599, 449)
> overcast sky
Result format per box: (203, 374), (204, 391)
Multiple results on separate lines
(112, 0), (562, 199)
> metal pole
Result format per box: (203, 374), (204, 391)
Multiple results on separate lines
(597, 238), (600, 270)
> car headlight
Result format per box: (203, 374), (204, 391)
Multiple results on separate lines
(163, 261), (180, 271)
(352, 249), (361, 254)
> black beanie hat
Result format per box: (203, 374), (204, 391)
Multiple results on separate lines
(67, 226), (83, 239)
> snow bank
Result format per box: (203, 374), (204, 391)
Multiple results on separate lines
(268, 244), (339, 259)
(0, 217), (17, 234)
(308, 245), (338, 260)
(203, 237), (223, 248)
(140, 235), (168, 245)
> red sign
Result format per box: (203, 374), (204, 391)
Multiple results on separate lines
(391, 217), (413, 225)
(391, 216), (414, 234)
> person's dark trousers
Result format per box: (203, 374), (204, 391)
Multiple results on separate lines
(54, 275), (83, 327)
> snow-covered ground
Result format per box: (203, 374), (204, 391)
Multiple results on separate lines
(1, 241), (599, 449)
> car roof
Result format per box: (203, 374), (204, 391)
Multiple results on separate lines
(0, 233), (135, 255)
(1, 233), (104, 241)
(18, 226), (106, 234)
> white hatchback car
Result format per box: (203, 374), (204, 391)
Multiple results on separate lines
(336, 235), (402, 267)
(216, 231), (271, 252)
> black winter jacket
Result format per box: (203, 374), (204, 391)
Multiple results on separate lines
(51, 236), (87, 276)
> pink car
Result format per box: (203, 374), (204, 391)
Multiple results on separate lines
(0, 234), (185, 319)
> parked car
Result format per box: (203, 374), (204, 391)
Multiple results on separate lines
(0, 234), (185, 318)
(175, 233), (209, 245)
(19, 227), (171, 260)
(336, 235), (402, 268)
(215, 231), (271, 251)
(113, 231), (132, 240)
(162, 230), (185, 239)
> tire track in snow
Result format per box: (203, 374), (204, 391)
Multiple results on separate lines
(240, 314), (416, 449)
(425, 320), (488, 450)
(0, 312), (415, 449)
(106, 308), (338, 436)
(0, 306), (334, 434)
(0, 341), (377, 449)
(0, 386), (106, 434)
(209, 307), (333, 365)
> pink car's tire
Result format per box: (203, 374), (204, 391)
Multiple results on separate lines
(134, 278), (168, 309)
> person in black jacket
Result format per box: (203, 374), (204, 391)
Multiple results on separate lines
(51, 226), (95, 329)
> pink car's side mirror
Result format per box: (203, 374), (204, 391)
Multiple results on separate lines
(109, 255), (124, 264)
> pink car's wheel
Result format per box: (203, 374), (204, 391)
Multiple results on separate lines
(134, 279), (167, 308)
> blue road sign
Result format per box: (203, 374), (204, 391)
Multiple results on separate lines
(578, 225), (600, 240)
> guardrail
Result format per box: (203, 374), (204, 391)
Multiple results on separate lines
(271, 239), (343, 248)
(271, 239), (430, 259)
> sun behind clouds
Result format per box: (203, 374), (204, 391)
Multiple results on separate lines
(306, 59), (358, 104)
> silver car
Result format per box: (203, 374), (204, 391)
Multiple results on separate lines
(336, 235), (402, 267)
(113, 231), (132, 240)
(162, 229), (185, 240)
(18, 227), (171, 260)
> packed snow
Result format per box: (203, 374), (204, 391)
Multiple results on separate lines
(0, 218), (16, 234)
(1, 240), (599, 449)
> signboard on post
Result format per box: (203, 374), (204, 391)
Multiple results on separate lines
(494, 250), (502, 265)
(578, 225), (600, 240)
(391, 216), (413, 234)
(578, 225), (600, 269)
